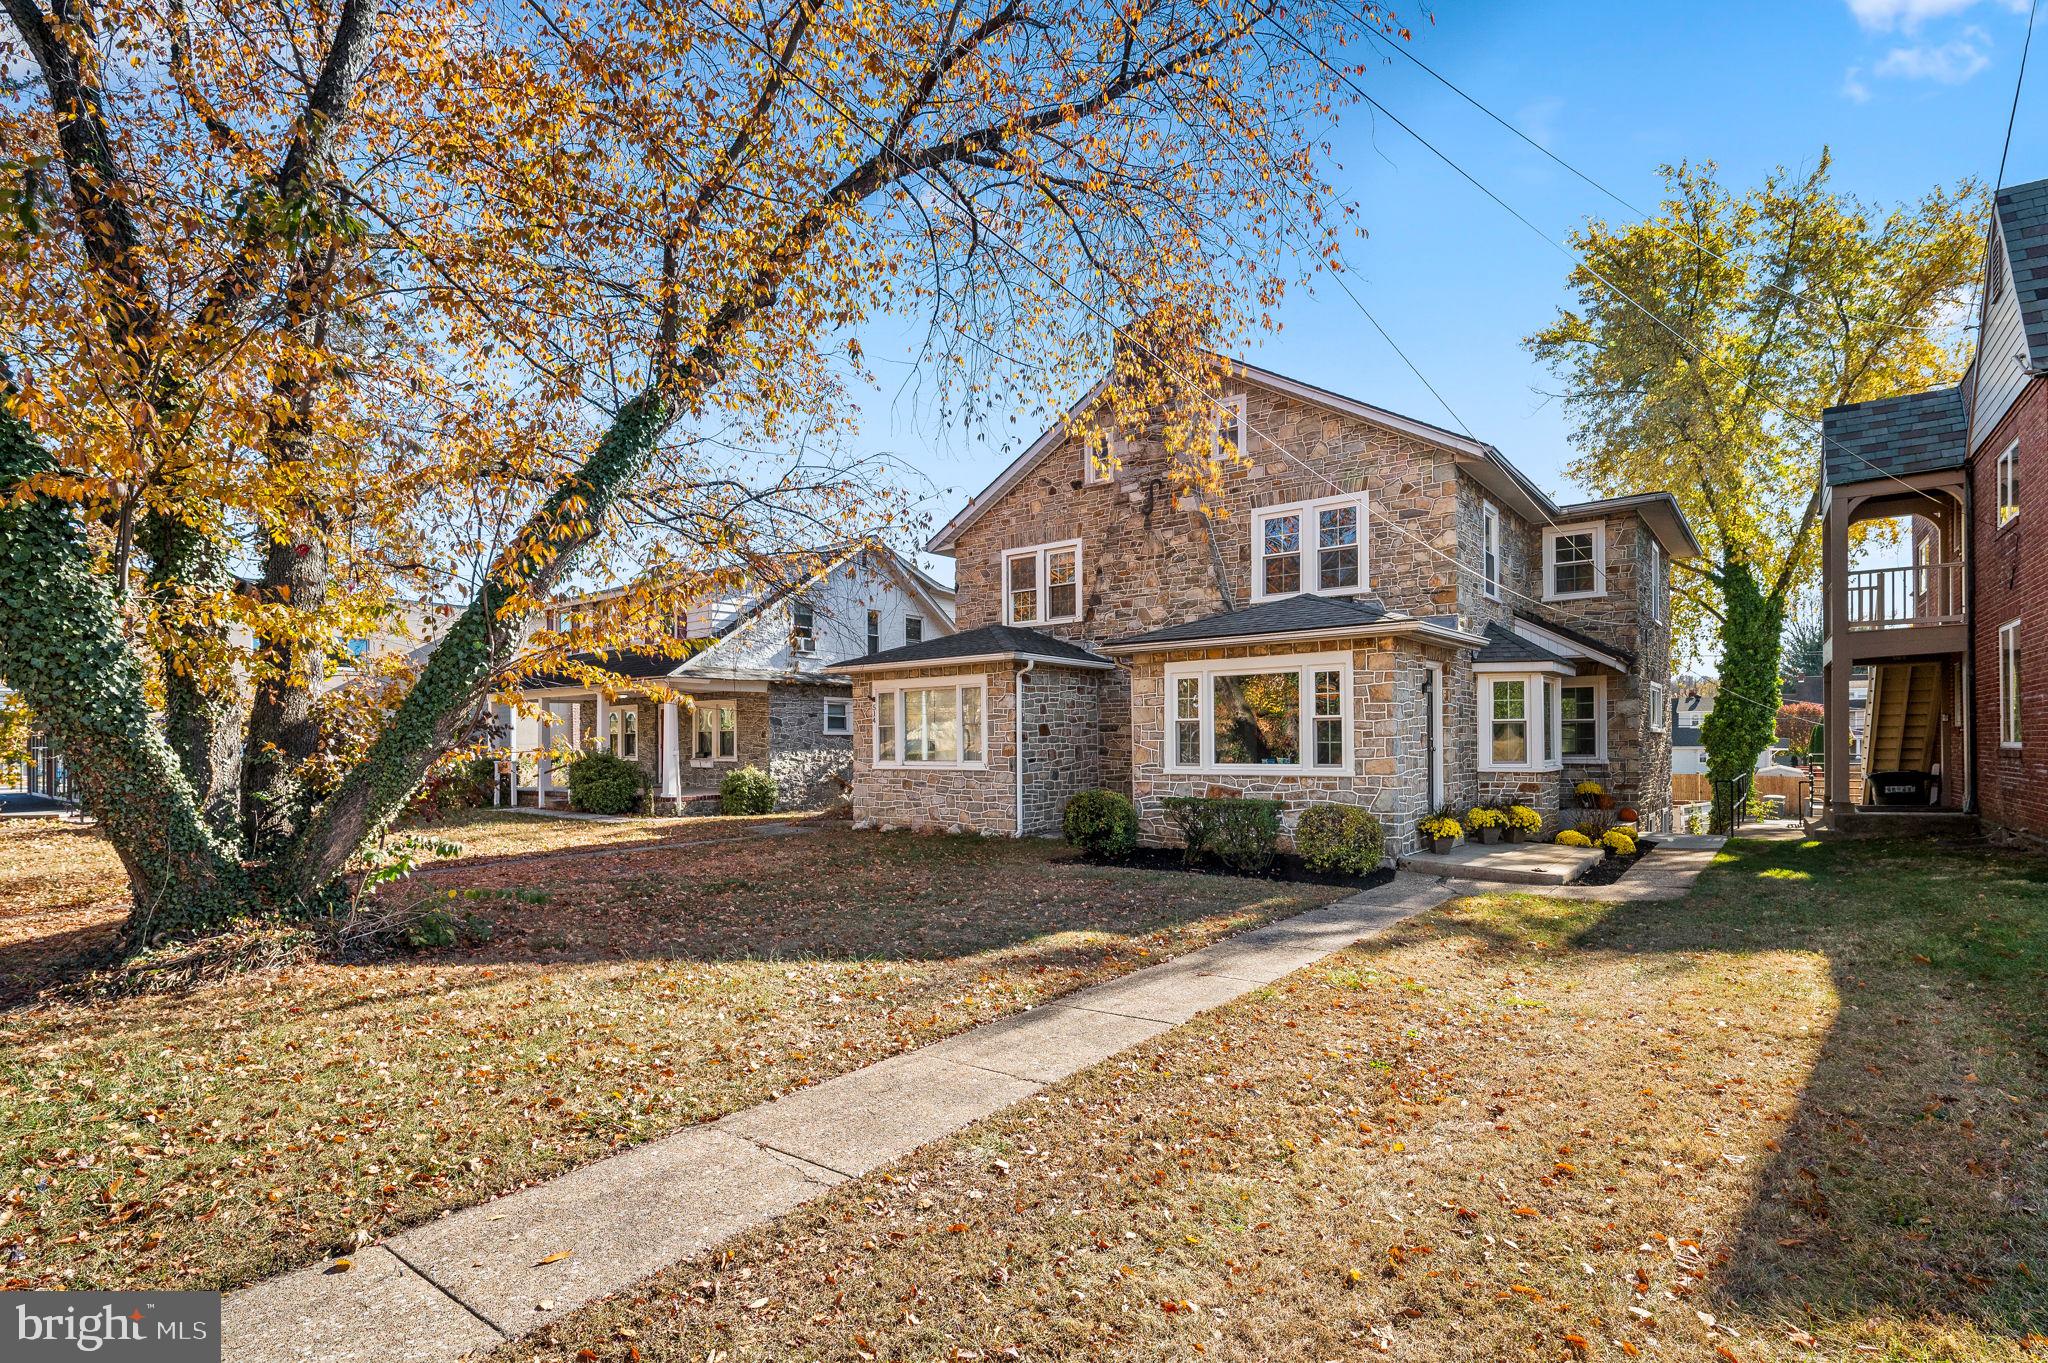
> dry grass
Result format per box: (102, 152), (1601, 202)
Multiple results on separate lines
(0, 813), (1339, 1293)
(505, 835), (2048, 1363)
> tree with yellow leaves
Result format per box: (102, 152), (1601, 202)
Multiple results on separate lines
(2, 0), (1400, 940)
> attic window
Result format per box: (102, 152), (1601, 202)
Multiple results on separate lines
(792, 600), (815, 653)
(1212, 395), (1247, 460)
(1084, 429), (1119, 485)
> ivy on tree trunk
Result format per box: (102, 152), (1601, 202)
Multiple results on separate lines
(1700, 559), (1785, 833)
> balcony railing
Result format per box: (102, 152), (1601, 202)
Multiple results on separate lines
(1846, 562), (1963, 631)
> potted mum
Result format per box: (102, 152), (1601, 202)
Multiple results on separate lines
(1418, 811), (1462, 854)
(1464, 804), (1506, 845)
(1573, 778), (1605, 810)
(1504, 804), (1542, 842)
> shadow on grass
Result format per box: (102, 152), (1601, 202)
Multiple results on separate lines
(1355, 834), (2047, 1344)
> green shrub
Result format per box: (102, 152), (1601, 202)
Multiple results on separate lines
(1293, 803), (1385, 876)
(1162, 796), (1281, 874)
(719, 764), (777, 815)
(399, 907), (493, 950)
(566, 750), (646, 814)
(1064, 789), (1137, 860)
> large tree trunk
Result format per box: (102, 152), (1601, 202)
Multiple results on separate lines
(242, 530), (328, 854)
(136, 508), (246, 838)
(269, 387), (677, 903)
(0, 401), (252, 942)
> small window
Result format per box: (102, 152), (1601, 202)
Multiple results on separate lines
(1084, 428), (1119, 485)
(620, 710), (637, 760)
(345, 637), (370, 660)
(1560, 680), (1603, 760)
(866, 609), (881, 655)
(1004, 541), (1081, 625)
(1648, 682), (1669, 734)
(2001, 620), (2023, 747)
(904, 615), (923, 645)
(1646, 535), (1664, 623)
(823, 697), (852, 736)
(606, 709), (620, 754)
(1253, 493), (1368, 602)
(1481, 502), (1501, 601)
(792, 600), (815, 653)
(1998, 442), (2020, 528)
(1212, 394), (1247, 460)
(694, 701), (737, 761)
(1544, 524), (1605, 599)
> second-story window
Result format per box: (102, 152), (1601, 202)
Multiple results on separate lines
(1543, 523), (1605, 600)
(792, 600), (815, 653)
(1004, 540), (1082, 625)
(1998, 441), (2020, 527)
(1213, 394), (1247, 459)
(1481, 502), (1502, 601)
(1645, 534), (1664, 623)
(1253, 493), (1367, 602)
(905, 614), (924, 645)
(866, 609), (881, 655)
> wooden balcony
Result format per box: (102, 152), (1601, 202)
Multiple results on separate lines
(1845, 562), (1963, 631)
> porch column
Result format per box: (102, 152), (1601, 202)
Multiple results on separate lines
(594, 693), (610, 756)
(1822, 490), (1852, 816)
(660, 702), (681, 798)
(536, 706), (552, 803)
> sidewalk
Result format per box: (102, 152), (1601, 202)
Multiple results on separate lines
(220, 874), (1457, 1363)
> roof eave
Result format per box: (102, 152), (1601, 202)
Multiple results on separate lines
(1101, 617), (1487, 656)
(829, 649), (1117, 673)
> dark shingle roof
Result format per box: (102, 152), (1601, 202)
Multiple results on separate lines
(1820, 387), (1967, 488)
(1473, 622), (1574, 666)
(522, 648), (690, 688)
(828, 623), (1111, 671)
(1511, 612), (1636, 669)
(1109, 595), (1393, 649)
(1997, 177), (2048, 371)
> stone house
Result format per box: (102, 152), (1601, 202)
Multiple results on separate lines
(503, 547), (954, 811)
(835, 360), (1698, 854)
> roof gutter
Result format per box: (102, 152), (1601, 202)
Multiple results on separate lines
(1099, 617), (1487, 656)
(830, 649), (1117, 674)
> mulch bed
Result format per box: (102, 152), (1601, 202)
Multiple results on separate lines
(1064, 847), (1398, 892)
(1574, 837), (1658, 886)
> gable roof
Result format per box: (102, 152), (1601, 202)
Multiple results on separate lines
(1995, 177), (2048, 371)
(829, 623), (1114, 672)
(1511, 611), (1635, 671)
(1820, 387), (1968, 488)
(1473, 621), (1574, 666)
(923, 358), (1702, 559)
(1102, 594), (1485, 654)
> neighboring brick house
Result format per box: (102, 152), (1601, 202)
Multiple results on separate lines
(503, 547), (954, 811)
(836, 360), (1697, 854)
(1818, 175), (2048, 846)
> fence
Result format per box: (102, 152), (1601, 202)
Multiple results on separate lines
(1672, 770), (1810, 819)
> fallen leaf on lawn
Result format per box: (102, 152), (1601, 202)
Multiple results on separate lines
(326, 1258), (353, 1274)
(1512, 1207), (1539, 1217)
(1563, 1334), (1589, 1356)
(746, 1297), (771, 1311)
(536, 1251), (572, 1266)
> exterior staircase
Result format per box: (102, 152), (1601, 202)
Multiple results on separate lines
(1861, 660), (1941, 798)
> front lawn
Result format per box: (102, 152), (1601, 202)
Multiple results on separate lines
(507, 834), (2047, 1363)
(0, 812), (1340, 1293)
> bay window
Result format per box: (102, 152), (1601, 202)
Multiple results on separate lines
(1479, 671), (1564, 772)
(874, 678), (986, 768)
(1559, 678), (1605, 761)
(1004, 540), (1082, 626)
(1164, 655), (1349, 774)
(1253, 493), (1368, 602)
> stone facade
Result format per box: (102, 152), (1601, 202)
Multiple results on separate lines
(856, 370), (1680, 845)
(679, 690), (771, 794)
(766, 681), (854, 811)
(1018, 665), (1105, 834)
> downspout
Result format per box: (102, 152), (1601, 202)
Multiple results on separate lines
(1962, 474), (1977, 815)
(1015, 659), (1036, 838)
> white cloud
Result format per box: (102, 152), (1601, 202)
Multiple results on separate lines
(1842, 64), (1873, 101)
(1846, 0), (2026, 30)
(1873, 26), (1993, 81)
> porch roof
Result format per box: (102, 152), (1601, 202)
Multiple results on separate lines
(1473, 621), (1574, 666)
(520, 647), (695, 688)
(1101, 595), (1484, 654)
(827, 622), (1115, 673)
(1820, 387), (1967, 488)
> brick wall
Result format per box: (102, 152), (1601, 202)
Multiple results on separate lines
(1969, 374), (2048, 843)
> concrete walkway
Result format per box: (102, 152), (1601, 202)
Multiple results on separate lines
(221, 875), (1457, 1363)
(1418, 831), (1731, 904)
(1396, 838), (1603, 885)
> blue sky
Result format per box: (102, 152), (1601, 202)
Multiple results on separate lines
(857, 0), (2043, 582)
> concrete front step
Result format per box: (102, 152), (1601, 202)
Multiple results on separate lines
(1396, 840), (1605, 886)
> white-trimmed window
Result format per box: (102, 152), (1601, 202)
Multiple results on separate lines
(1479, 672), (1562, 772)
(792, 600), (816, 653)
(693, 701), (737, 763)
(1543, 523), (1606, 600)
(1004, 540), (1082, 626)
(1163, 654), (1350, 775)
(1213, 394), (1247, 459)
(904, 614), (924, 645)
(2001, 619), (2023, 747)
(1084, 428), (1120, 485)
(1648, 681), (1669, 734)
(1560, 677), (1606, 761)
(1481, 501), (1502, 601)
(873, 678), (985, 768)
(618, 710), (638, 760)
(1253, 493), (1367, 602)
(822, 697), (852, 736)
(866, 609), (881, 655)
(1998, 442), (2020, 528)
(1645, 534), (1664, 623)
